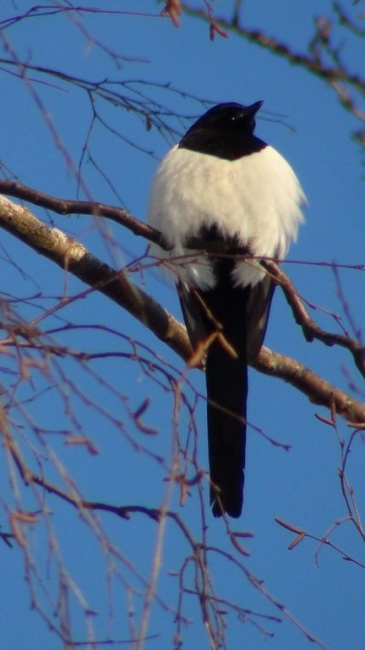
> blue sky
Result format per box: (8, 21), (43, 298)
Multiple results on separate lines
(0, 2), (364, 649)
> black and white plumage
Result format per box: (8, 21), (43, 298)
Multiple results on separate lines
(148, 101), (305, 517)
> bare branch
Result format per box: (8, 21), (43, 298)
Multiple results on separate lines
(0, 179), (165, 247)
(1, 194), (364, 425)
(181, 3), (365, 94)
(262, 260), (365, 377)
(252, 346), (365, 425)
(0, 193), (186, 348)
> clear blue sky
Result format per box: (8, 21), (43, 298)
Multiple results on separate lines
(0, 2), (364, 649)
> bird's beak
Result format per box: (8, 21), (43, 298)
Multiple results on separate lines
(241, 101), (264, 119)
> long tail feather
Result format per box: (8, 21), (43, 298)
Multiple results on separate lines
(178, 256), (273, 518)
(206, 335), (247, 518)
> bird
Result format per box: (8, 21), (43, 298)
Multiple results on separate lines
(148, 101), (305, 517)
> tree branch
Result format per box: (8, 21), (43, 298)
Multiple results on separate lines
(180, 3), (365, 94)
(0, 179), (166, 247)
(1, 194), (364, 425)
(262, 260), (365, 377)
(0, 193), (188, 359)
(251, 346), (365, 425)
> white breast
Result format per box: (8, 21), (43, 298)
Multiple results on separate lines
(148, 144), (305, 288)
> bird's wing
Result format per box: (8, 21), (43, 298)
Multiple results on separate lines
(178, 269), (275, 361)
(245, 275), (275, 360)
(177, 280), (210, 350)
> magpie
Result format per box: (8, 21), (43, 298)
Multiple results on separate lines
(148, 101), (305, 517)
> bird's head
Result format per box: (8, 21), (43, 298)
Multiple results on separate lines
(179, 101), (264, 160)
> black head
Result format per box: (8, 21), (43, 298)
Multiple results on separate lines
(179, 101), (266, 160)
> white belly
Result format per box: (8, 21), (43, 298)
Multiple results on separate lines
(148, 145), (305, 288)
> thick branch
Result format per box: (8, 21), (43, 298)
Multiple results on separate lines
(0, 194), (188, 359)
(251, 347), (364, 425)
(1, 194), (364, 424)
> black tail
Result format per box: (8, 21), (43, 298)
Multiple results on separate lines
(206, 333), (247, 518)
(178, 268), (251, 518)
(178, 250), (274, 518)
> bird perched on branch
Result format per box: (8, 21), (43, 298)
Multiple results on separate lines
(148, 101), (305, 517)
